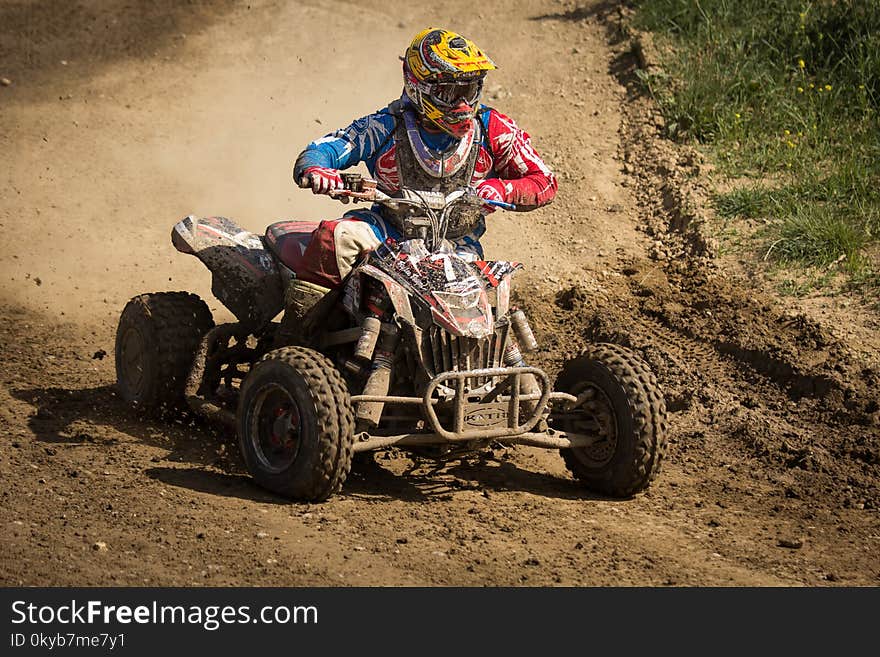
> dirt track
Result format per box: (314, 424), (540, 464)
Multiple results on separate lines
(2, 0), (878, 586)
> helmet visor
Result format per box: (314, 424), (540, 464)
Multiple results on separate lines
(427, 77), (484, 108)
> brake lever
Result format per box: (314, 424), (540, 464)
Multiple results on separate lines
(457, 187), (517, 211)
(327, 187), (395, 203)
(328, 188), (369, 202)
(484, 198), (517, 211)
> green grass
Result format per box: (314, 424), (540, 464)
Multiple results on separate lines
(634, 0), (880, 288)
(714, 186), (776, 219)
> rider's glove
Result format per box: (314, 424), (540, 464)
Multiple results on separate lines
(301, 166), (344, 195)
(475, 178), (507, 214)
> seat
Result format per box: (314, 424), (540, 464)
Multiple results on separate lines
(264, 220), (320, 274)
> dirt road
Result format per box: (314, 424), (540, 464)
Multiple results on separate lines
(2, 0), (878, 586)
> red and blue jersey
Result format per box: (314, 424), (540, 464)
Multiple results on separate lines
(294, 98), (558, 211)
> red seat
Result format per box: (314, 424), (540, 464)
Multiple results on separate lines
(264, 220), (320, 274)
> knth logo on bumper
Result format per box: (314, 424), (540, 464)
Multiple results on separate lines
(10, 600), (317, 631)
(464, 407), (508, 428)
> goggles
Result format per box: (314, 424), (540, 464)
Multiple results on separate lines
(426, 77), (484, 108)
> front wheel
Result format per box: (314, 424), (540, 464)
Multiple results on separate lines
(237, 347), (354, 502)
(553, 343), (668, 497)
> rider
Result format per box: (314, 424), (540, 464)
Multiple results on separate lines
(292, 27), (558, 289)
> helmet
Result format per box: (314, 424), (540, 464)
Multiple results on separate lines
(402, 28), (497, 138)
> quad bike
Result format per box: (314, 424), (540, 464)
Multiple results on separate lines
(115, 174), (668, 501)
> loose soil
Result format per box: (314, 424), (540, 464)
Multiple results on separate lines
(1, 0), (878, 586)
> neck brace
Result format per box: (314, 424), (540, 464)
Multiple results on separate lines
(403, 107), (477, 179)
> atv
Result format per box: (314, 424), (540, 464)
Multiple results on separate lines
(115, 174), (667, 501)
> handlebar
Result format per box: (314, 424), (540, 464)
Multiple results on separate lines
(323, 172), (517, 211)
(300, 172), (517, 250)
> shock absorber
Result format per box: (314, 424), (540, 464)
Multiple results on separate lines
(350, 278), (389, 368)
(356, 323), (399, 428)
(509, 308), (539, 352)
(503, 333), (542, 418)
(354, 316), (382, 361)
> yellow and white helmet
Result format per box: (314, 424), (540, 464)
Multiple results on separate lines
(402, 28), (497, 138)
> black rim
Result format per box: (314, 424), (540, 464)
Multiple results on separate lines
(118, 326), (146, 397)
(561, 382), (618, 467)
(249, 383), (303, 474)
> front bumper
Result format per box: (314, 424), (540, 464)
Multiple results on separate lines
(350, 366), (599, 451)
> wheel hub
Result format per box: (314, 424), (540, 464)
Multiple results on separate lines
(560, 383), (618, 466)
(251, 385), (302, 474)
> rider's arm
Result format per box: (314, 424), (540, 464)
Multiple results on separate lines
(293, 111), (397, 182)
(478, 109), (558, 211)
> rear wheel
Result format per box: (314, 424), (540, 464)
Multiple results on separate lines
(115, 292), (214, 413)
(554, 343), (667, 497)
(237, 347), (354, 501)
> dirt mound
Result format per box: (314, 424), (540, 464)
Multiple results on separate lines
(515, 18), (879, 513)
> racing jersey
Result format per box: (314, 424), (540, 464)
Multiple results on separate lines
(293, 97), (557, 211)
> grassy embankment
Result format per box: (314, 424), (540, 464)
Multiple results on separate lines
(633, 0), (879, 297)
